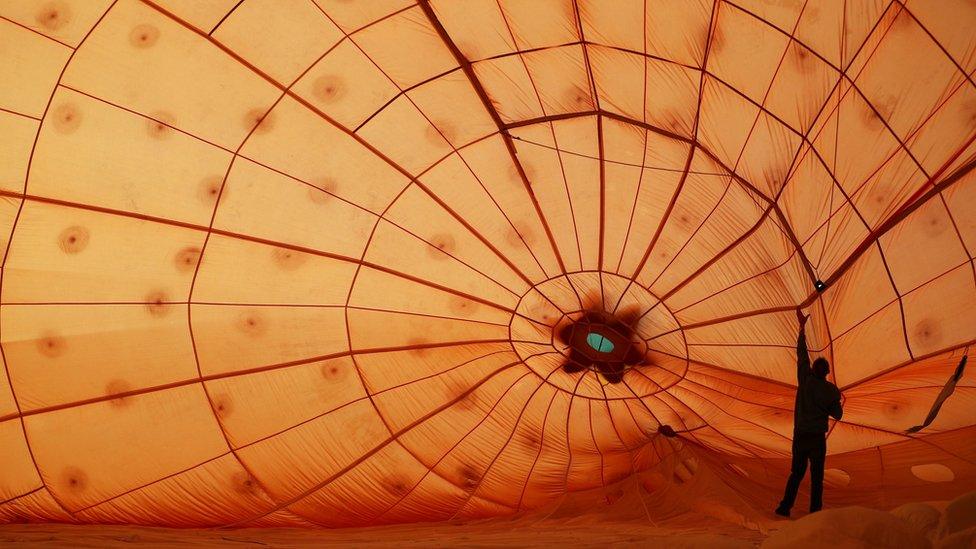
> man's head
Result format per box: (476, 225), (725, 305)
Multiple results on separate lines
(812, 357), (830, 378)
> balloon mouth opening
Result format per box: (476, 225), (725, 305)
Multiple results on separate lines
(557, 311), (648, 384)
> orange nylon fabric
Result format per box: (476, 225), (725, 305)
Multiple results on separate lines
(0, 0), (974, 528)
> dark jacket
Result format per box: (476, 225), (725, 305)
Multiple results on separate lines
(794, 330), (843, 433)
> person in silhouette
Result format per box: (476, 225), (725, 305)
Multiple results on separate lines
(775, 308), (843, 518)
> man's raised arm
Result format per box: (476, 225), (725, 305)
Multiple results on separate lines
(796, 309), (810, 384)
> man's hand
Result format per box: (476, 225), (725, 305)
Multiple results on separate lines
(796, 308), (808, 327)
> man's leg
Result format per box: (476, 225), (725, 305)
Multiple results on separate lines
(777, 437), (809, 514)
(808, 435), (827, 512)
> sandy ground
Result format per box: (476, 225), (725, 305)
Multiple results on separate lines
(0, 519), (762, 548)
(5, 498), (969, 548)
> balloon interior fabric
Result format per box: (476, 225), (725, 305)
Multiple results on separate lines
(0, 0), (975, 533)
